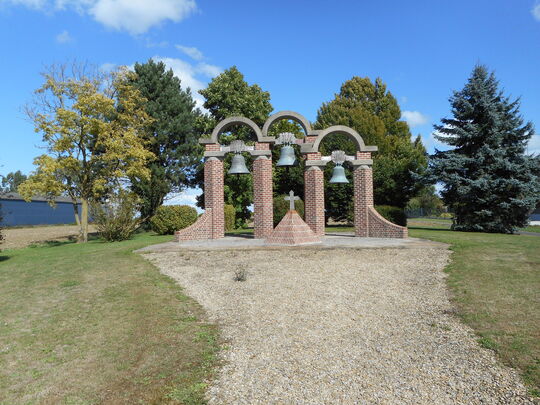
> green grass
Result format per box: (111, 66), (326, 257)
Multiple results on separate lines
(523, 225), (540, 233)
(0, 232), (219, 404)
(408, 222), (540, 396)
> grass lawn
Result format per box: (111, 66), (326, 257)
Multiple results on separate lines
(0, 232), (219, 404)
(408, 221), (540, 396)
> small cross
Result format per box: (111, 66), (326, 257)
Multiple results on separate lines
(284, 190), (300, 211)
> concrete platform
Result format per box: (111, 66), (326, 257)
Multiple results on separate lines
(137, 233), (447, 253)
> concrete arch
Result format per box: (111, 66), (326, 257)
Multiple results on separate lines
(311, 125), (372, 153)
(262, 110), (312, 138)
(207, 116), (263, 144)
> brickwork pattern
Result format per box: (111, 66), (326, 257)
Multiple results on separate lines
(254, 142), (270, 151)
(253, 156), (273, 239)
(368, 207), (408, 238)
(304, 166), (325, 236)
(204, 157), (224, 239)
(353, 166), (373, 237)
(205, 144), (220, 152)
(356, 152), (372, 160)
(175, 209), (213, 241)
(266, 210), (321, 245)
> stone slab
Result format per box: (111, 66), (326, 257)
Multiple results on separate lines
(136, 234), (447, 253)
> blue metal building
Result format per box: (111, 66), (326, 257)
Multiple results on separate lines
(0, 193), (81, 227)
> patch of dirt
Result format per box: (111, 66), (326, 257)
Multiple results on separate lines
(1, 225), (96, 249)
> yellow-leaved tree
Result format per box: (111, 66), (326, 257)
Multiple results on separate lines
(19, 64), (155, 242)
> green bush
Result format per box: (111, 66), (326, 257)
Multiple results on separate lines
(273, 195), (304, 227)
(440, 212), (453, 219)
(224, 204), (236, 231)
(374, 205), (407, 226)
(91, 191), (142, 242)
(150, 205), (198, 235)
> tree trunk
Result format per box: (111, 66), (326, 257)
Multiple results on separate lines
(79, 198), (89, 243)
(73, 202), (81, 226)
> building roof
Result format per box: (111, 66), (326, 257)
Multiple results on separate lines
(0, 192), (77, 203)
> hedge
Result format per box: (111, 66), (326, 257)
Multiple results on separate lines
(224, 204), (236, 231)
(374, 205), (407, 227)
(150, 205), (198, 235)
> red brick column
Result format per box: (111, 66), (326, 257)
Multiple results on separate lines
(204, 157), (224, 239)
(253, 156), (273, 238)
(304, 166), (325, 236)
(354, 165), (374, 237)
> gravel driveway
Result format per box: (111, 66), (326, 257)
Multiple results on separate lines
(145, 248), (533, 404)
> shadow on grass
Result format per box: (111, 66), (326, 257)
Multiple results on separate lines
(225, 232), (254, 239)
(0, 255), (10, 262)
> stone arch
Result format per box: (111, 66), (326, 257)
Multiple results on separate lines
(311, 125), (368, 153)
(209, 116), (263, 144)
(262, 110), (312, 138)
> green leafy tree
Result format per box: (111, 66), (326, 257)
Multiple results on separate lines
(1, 171), (27, 193)
(128, 59), (200, 223)
(427, 65), (539, 233)
(197, 66), (273, 227)
(315, 77), (428, 221)
(18, 64), (154, 242)
(406, 186), (444, 216)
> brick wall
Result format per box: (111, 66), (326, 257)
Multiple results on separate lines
(253, 156), (273, 238)
(204, 157), (224, 239)
(304, 166), (325, 236)
(356, 151), (371, 160)
(368, 208), (408, 238)
(353, 165), (373, 237)
(175, 209), (213, 241)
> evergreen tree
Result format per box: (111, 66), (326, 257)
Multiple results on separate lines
(428, 65), (539, 233)
(315, 76), (427, 221)
(197, 67), (273, 227)
(129, 59), (200, 222)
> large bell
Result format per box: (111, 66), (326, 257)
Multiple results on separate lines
(276, 145), (296, 167)
(329, 164), (349, 184)
(228, 153), (250, 175)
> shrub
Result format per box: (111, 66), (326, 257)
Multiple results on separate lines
(224, 204), (236, 231)
(440, 212), (453, 219)
(150, 205), (198, 235)
(91, 191), (142, 242)
(273, 195), (304, 227)
(374, 205), (407, 226)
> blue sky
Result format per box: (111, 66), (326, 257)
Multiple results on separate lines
(1, 0), (539, 205)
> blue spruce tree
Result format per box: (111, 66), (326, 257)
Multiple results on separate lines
(429, 65), (539, 233)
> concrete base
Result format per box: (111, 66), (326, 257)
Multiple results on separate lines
(137, 233), (446, 253)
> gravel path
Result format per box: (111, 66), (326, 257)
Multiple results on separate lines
(145, 248), (534, 404)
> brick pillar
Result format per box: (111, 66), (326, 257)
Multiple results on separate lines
(304, 166), (325, 236)
(354, 165), (374, 237)
(204, 157), (224, 239)
(253, 156), (273, 239)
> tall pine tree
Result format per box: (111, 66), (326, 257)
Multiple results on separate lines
(128, 59), (200, 222)
(429, 65), (539, 233)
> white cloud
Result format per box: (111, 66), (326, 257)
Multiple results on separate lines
(527, 134), (540, 155)
(402, 110), (429, 127)
(55, 29), (73, 43)
(99, 62), (116, 72)
(176, 45), (203, 60)
(153, 56), (222, 109)
(3, 0), (197, 35)
(165, 188), (202, 212)
(532, 3), (540, 21)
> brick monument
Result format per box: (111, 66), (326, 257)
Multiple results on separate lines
(175, 111), (407, 242)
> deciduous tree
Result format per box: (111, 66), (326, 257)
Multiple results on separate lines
(19, 63), (154, 242)
(315, 76), (427, 221)
(0, 171), (27, 193)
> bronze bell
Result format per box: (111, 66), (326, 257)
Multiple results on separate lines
(276, 145), (296, 167)
(329, 164), (349, 183)
(228, 154), (250, 175)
